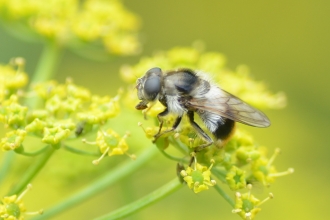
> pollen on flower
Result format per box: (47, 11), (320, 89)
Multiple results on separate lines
(0, 184), (43, 220)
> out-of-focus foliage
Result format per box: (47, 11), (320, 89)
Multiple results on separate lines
(0, 0), (141, 55)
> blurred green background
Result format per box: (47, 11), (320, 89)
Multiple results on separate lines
(1, 0), (329, 219)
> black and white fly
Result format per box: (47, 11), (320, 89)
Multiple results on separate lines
(135, 67), (270, 150)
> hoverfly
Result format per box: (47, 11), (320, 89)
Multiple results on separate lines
(135, 67), (270, 151)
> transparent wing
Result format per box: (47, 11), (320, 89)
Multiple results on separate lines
(186, 90), (271, 127)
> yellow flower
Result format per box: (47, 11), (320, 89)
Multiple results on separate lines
(251, 148), (294, 186)
(96, 129), (128, 156)
(0, 63), (28, 90)
(5, 103), (28, 127)
(45, 95), (62, 113)
(33, 81), (60, 100)
(138, 123), (159, 139)
(233, 191), (261, 220)
(236, 146), (261, 164)
(66, 82), (91, 101)
(233, 185), (274, 220)
(180, 159), (216, 193)
(0, 129), (26, 151)
(0, 184), (43, 220)
(226, 166), (247, 190)
(89, 129), (133, 165)
(25, 118), (47, 133)
(0, 194), (26, 220)
(42, 126), (71, 145)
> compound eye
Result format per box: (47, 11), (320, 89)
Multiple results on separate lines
(144, 75), (161, 100)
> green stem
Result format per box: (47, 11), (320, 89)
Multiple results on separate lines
(95, 178), (183, 220)
(27, 40), (62, 108)
(32, 40), (61, 83)
(8, 146), (55, 195)
(168, 137), (189, 155)
(35, 146), (159, 220)
(63, 144), (100, 157)
(212, 168), (227, 183)
(213, 184), (235, 208)
(158, 148), (189, 164)
(14, 146), (49, 156)
(0, 151), (15, 185)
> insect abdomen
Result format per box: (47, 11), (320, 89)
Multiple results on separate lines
(198, 110), (236, 147)
(212, 118), (235, 147)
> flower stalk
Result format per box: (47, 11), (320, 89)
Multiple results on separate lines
(27, 41), (62, 108)
(95, 178), (183, 220)
(8, 146), (55, 195)
(34, 146), (159, 220)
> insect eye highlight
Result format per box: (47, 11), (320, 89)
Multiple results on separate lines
(144, 75), (161, 99)
(146, 67), (162, 76)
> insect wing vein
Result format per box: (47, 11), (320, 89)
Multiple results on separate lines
(188, 90), (270, 127)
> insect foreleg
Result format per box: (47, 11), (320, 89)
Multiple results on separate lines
(154, 108), (169, 136)
(153, 110), (182, 143)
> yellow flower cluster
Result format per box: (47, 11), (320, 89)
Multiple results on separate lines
(21, 79), (120, 148)
(0, 60), (124, 160)
(0, 58), (28, 102)
(0, 0), (140, 55)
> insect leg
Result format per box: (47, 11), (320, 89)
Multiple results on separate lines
(154, 108), (169, 137)
(153, 112), (182, 142)
(187, 111), (213, 152)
